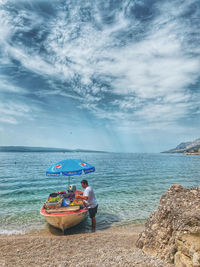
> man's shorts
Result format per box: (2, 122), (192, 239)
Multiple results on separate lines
(88, 205), (98, 218)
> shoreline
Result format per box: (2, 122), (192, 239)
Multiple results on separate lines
(0, 220), (147, 236)
(0, 221), (145, 238)
(0, 223), (172, 267)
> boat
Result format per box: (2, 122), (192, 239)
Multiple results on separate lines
(41, 158), (95, 232)
(40, 189), (88, 232)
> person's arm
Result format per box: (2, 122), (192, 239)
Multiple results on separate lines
(75, 194), (88, 200)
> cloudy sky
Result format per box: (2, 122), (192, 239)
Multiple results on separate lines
(0, 0), (199, 152)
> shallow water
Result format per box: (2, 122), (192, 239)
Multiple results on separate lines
(0, 152), (199, 234)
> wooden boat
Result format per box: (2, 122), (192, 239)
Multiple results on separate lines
(40, 190), (88, 232)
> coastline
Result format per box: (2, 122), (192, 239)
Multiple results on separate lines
(184, 152), (200, 155)
(0, 223), (172, 267)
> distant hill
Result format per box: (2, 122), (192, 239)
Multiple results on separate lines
(162, 138), (200, 153)
(0, 146), (107, 153)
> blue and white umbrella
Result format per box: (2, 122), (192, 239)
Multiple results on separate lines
(46, 158), (95, 185)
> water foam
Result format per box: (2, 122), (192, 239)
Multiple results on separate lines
(0, 229), (25, 235)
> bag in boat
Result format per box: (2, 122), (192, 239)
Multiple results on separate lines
(62, 198), (71, 207)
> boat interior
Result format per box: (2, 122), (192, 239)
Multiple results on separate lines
(43, 185), (85, 213)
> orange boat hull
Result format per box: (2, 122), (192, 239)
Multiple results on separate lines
(40, 206), (88, 231)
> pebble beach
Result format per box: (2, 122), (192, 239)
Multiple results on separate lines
(0, 223), (172, 267)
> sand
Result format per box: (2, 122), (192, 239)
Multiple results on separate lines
(0, 224), (172, 267)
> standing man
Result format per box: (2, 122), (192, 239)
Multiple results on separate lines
(75, 179), (98, 231)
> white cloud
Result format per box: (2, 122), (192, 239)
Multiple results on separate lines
(0, 0), (7, 4)
(0, 116), (18, 124)
(88, 2), (200, 127)
(102, 22), (199, 98)
(0, 101), (33, 125)
(0, 76), (26, 93)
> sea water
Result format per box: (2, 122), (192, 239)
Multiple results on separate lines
(0, 152), (199, 235)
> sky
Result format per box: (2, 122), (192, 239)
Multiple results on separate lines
(0, 0), (200, 153)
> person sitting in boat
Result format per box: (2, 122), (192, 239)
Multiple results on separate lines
(75, 179), (98, 231)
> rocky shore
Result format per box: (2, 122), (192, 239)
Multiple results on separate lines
(0, 224), (172, 267)
(136, 184), (200, 266)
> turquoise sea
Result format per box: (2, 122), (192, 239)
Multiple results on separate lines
(0, 152), (200, 235)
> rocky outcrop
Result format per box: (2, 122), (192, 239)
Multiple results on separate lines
(136, 184), (200, 266)
(163, 138), (200, 153)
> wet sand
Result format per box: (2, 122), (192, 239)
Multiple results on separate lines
(0, 224), (172, 267)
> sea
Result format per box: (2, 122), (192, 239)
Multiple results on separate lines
(0, 152), (200, 235)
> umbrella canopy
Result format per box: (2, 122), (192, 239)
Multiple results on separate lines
(46, 158), (95, 177)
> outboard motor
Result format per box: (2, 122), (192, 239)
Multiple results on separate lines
(68, 184), (76, 194)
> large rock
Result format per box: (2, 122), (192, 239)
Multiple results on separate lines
(136, 184), (200, 265)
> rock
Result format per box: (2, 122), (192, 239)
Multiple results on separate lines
(193, 252), (200, 267)
(169, 184), (184, 192)
(136, 185), (200, 265)
(175, 251), (193, 267)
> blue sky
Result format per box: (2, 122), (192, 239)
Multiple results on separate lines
(0, 0), (200, 152)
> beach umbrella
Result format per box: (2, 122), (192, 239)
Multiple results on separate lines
(46, 158), (95, 185)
